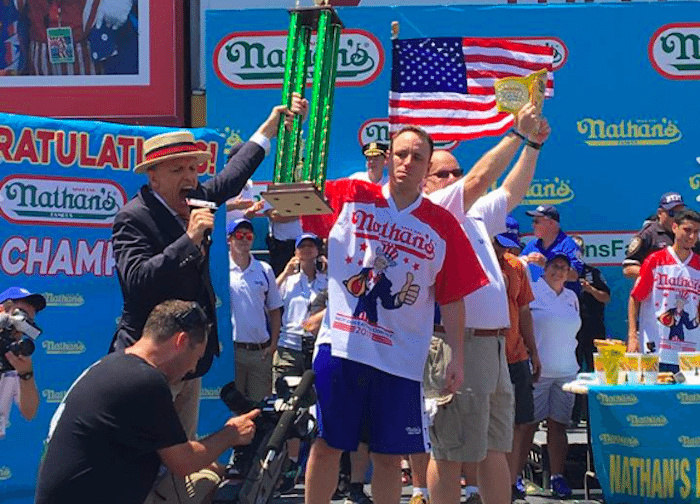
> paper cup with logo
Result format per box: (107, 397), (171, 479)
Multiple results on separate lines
(593, 352), (605, 384)
(639, 354), (659, 385)
(678, 352), (700, 384)
(599, 345), (625, 385)
(619, 353), (641, 384)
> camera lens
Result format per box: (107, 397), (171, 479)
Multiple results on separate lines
(10, 337), (35, 357)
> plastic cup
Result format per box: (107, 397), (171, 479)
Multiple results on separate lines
(639, 354), (659, 385)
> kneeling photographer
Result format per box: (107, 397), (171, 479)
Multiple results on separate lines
(0, 286), (45, 439)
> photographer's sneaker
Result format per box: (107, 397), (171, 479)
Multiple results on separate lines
(344, 486), (373, 504)
(550, 474), (573, 498)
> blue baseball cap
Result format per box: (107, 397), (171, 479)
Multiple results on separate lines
(658, 192), (684, 210)
(526, 204), (560, 222)
(295, 232), (320, 248)
(0, 287), (46, 312)
(495, 215), (521, 249)
(226, 218), (254, 236)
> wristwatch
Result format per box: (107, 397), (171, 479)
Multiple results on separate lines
(18, 371), (34, 381)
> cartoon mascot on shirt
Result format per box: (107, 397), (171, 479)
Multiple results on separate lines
(657, 296), (699, 342)
(344, 242), (419, 324)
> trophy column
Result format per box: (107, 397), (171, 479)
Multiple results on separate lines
(263, 5), (343, 216)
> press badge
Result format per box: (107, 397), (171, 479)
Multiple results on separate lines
(46, 27), (75, 64)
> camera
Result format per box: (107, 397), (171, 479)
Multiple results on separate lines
(212, 370), (316, 504)
(0, 309), (42, 374)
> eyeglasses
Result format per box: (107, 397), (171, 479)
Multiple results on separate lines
(431, 168), (463, 179)
(233, 231), (254, 241)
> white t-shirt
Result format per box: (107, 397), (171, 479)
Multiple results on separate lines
(632, 247), (700, 365)
(530, 278), (582, 378)
(428, 184), (510, 329)
(316, 179), (488, 381)
(229, 256), (284, 343)
(225, 180), (256, 222)
(269, 218), (302, 241)
(279, 271), (329, 351)
(349, 170), (389, 186)
(0, 371), (20, 438)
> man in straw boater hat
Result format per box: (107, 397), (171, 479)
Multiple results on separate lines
(109, 95), (307, 437)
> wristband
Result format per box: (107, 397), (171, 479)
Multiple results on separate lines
(524, 139), (543, 150)
(18, 371), (34, 381)
(508, 128), (526, 141)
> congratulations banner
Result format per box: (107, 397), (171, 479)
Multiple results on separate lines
(589, 384), (700, 503)
(205, 1), (700, 343)
(0, 113), (238, 502)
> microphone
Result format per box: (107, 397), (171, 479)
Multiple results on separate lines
(185, 193), (218, 249)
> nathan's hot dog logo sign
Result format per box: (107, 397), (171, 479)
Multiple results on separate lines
(214, 29), (384, 89)
(0, 467), (11, 481)
(42, 340), (86, 355)
(649, 23), (700, 80)
(42, 389), (67, 404)
(522, 177), (574, 206)
(201, 387), (223, 400)
(576, 118), (682, 146)
(43, 293), (85, 307)
(358, 118), (459, 151)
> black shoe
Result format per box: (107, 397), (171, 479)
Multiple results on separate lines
(344, 487), (373, 504)
(277, 461), (300, 495)
(332, 475), (351, 500)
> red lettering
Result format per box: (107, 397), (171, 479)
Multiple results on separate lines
(35, 129), (56, 164)
(96, 136), (120, 169)
(116, 136), (135, 169)
(13, 128), (39, 163)
(78, 133), (97, 167)
(55, 132), (77, 166)
(0, 126), (15, 161)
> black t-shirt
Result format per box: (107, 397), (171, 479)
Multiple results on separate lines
(35, 352), (187, 504)
(577, 263), (610, 342)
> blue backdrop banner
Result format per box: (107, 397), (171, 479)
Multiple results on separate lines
(205, 1), (700, 342)
(589, 384), (700, 504)
(0, 112), (238, 503)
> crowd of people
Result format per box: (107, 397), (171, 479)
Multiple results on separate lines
(3, 93), (700, 504)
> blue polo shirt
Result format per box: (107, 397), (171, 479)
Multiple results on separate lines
(521, 230), (583, 291)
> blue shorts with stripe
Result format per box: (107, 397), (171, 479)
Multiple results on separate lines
(313, 344), (430, 454)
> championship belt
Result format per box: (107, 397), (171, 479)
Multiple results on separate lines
(262, 1), (343, 216)
(494, 68), (547, 115)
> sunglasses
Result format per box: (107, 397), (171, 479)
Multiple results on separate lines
(233, 231), (254, 241)
(667, 206), (685, 218)
(431, 168), (463, 179)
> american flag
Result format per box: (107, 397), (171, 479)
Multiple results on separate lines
(389, 37), (554, 142)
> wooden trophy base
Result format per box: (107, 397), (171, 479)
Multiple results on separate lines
(261, 182), (332, 216)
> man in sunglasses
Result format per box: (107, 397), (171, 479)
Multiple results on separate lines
(226, 218), (283, 401)
(623, 192), (696, 280)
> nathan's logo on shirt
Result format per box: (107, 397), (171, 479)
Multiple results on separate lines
(0, 174), (127, 228)
(42, 389), (67, 404)
(0, 467), (11, 481)
(576, 118), (682, 146)
(43, 292), (84, 307)
(42, 340), (86, 355)
(200, 387), (223, 400)
(648, 23), (700, 80)
(596, 392), (639, 406)
(520, 177), (574, 206)
(654, 273), (700, 295)
(677, 392), (700, 404)
(213, 29), (383, 89)
(678, 435), (700, 448)
(626, 414), (668, 427)
(599, 433), (640, 448)
(358, 118), (459, 151)
(352, 210), (436, 260)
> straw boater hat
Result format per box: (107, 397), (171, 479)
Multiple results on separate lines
(133, 131), (212, 174)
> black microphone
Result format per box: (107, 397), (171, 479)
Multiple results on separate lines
(186, 192), (218, 249)
(263, 370), (315, 468)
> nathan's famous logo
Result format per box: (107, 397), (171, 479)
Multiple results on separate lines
(42, 340), (86, 355)
(677, 391), (700, 404)
(626, 414), (668, 427)
(352, 209), (436, 260)
(520, 177), (574, 206)
(577, 118), (681, 146)
(596, 392), (638, 407)
(42, 389), (67, 404)
(0, 175), (127, 228)
(43, 293), (85, 307)
(649, 23), (700, 80)
(678, 435), (700, 448)
(599, 433), (640, 448)
(359, 118), (459, 151)
(510, 37), (568, 71)
(201, 387), (223, 400)
(214, 29), (384, 89)
(0, 467), (11, 481)
(0, 127), (221, 176)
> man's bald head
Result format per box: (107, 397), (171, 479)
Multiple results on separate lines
(423, 150), (463, 195)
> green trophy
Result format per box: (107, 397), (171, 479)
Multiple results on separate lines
(261, 1), (343, 216)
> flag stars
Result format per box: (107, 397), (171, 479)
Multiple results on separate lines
(345, 256), (353, 264)
(360, 243), (367, 251)
(403, 257), (410, 264)
(413, 263), (420, 271)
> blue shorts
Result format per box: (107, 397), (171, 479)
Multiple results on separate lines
(313, 344), (430, 454)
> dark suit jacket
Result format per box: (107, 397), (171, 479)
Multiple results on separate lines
(109, 140), (265, 378)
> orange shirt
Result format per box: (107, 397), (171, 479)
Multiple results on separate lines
(500, 252), (535, 364)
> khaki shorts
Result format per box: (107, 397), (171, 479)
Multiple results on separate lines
(272, 346), (307, 386)
(429, 329), (514, 462)
(235, 346), (272, 402)
(143, 469), (220, 504)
